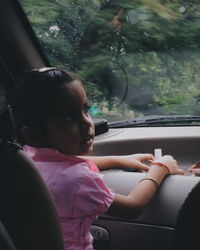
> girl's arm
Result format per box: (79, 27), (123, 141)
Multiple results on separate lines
(79, 154), (154, 171)
(105, 155), (185, 218)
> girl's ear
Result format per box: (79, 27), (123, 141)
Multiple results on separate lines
(21, 126), (43, 146)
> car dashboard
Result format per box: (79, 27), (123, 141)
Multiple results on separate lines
(90, 126), (200, 250)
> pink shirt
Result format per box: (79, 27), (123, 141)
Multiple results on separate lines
(23, 146), (114, 250)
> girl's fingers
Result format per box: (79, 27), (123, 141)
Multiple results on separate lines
(188, 164), (196, 172)
(132, 162), (150, 171)
(131, 153), (155, 161)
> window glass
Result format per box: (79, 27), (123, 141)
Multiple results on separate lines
(19, 0), (200, 124)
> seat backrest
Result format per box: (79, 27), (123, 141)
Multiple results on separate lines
(0, 139), (64, 250)
(171, 180), (200, 250)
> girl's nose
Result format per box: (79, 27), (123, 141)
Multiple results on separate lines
(80, 113), (94, 130)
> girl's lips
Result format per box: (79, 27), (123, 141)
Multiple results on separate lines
(81, 136), (94, 146)
(84, 138), (93, 146)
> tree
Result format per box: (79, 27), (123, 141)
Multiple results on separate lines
(20, 0), (200, 120)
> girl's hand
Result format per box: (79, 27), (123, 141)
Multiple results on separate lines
(151, 155), (185, 175)
(188, 162), (200, 172)
(118, 153), (154, 172)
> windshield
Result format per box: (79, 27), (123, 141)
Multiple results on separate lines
(19, 0), (200, 124)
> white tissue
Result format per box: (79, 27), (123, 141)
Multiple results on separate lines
(154, 148), (162, 160)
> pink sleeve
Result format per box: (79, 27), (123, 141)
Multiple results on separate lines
(73, 171), (114, 217)
(84, 159), (100, 173)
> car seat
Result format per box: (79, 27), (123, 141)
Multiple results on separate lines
(171, 180), (200, 250)
(0, 139), (64, 250)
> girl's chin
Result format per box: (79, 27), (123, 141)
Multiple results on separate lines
(80, 145), (93, 155)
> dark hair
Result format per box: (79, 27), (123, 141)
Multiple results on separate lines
(12, 68), (80, 143)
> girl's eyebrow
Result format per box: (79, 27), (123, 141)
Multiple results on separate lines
(53, 99), (89, 117)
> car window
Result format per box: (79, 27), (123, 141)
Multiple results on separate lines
(18, 0), (200, 125)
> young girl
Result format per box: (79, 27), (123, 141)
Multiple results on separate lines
(12, 68), (184, 250)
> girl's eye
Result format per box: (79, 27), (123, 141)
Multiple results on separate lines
(84, 105), (91, 114)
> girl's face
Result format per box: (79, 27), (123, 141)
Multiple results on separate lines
(44, 80), (95, 155)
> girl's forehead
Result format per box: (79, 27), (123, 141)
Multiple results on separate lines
(45, 80), (87, 119)
(64, 80), (86, 99)
(57, 80), (87, 107)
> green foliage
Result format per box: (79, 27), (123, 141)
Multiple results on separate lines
(19, 0), (200, 120)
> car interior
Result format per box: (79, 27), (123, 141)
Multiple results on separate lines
(1, 0), (200, 249)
